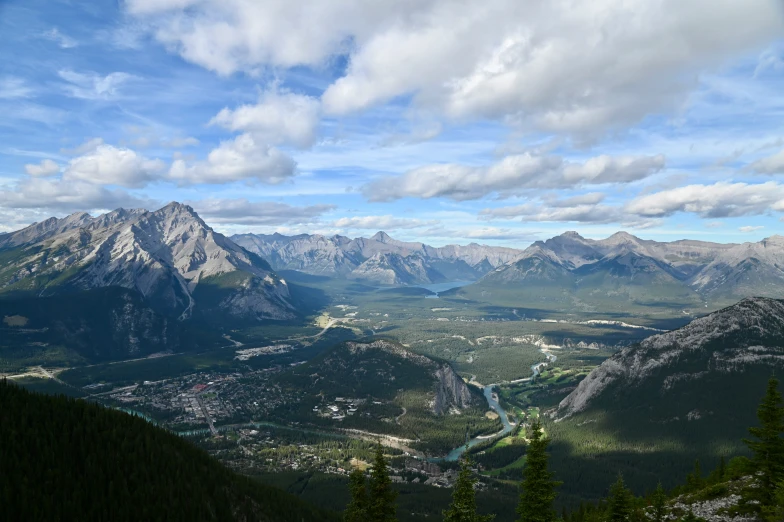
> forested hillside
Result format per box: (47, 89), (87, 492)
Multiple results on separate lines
(0, 380), (339, 522)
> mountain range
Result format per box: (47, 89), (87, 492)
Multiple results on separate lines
(231, 231), (522, 285)
(463, 231), (784, 313)
(3, 206), (783, 316)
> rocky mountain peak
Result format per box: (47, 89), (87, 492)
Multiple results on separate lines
(370, 231), (393, 243)
(762, 235), (784, 247)
(603, 231), (641, 245)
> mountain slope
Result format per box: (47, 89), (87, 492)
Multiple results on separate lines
(691, 235), (784, 300)
(273, 339), (497, 453)
(347, 252), (448, 285)
(546, 297), (784, 500)
(557, 297), (784, 417)
(0, 380), (338, 521)
(0, 202), (294, 322)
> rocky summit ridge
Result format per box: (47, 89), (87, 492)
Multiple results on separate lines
(0, 202), (294, 321)
(557, 296), (784, 418)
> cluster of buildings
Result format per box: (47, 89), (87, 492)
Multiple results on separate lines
(314, 397), (364, 421)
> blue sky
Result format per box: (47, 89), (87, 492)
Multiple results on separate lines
(1, 0), (784, 247)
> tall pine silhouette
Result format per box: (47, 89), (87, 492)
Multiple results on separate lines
(606, 474), (633, 522)
(367, 441), (397, 522)
(742, 376), (784, 514)
(516, 419), (560, 522)
(443, 449), (494, 522)
(345, 468), (368, 522)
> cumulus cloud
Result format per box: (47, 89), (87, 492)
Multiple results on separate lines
(191, 198), (334, 225)
(364, 154), (664, 201)
(24, 159), (60, 177)
(332, 215), (437, 230)
(58, 70), (136, 100)
(168, 133), (296, 185)
(210, 87), (320, 148)
(0, 178), (154, 213)
(127, 0), (783, 137)
(749, 149), (784, 174)
(739, 225), (765, 233)
(625, 182), (784, 218)
(63, 144), (165, 188)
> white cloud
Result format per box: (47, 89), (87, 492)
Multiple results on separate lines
(364, 153), (664, 201)
(63, 145), (165, 188)
(749, 149), (784, 174)
(0, 77), (33, 99)
(625, 182), (784, 218)
(704, 221), (724, 228)
(480, 203), (621, 224)
(422, 225), (539, 242)
(546, 193), (606, 207)
(739, 225), (765, 233)
(41, 28), (78, 49)
(333, 215), (437, 230)
(128, 134), (200, 149)
(0, 178), (153, 213)
(61, 138), (105, 155)
(191, 198), (335, 225)
(165, 136), (200, 147)
(58, 70), (136, 100)
(210, 87), (320, 148)
(168, 133), (296, 185)
(127, 0), (783, 137)
(24, 159), (60, 177)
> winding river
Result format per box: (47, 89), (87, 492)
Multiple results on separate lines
(437, 347), (558, 461)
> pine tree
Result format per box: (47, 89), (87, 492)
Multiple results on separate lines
(345, 468), (368, 522)
(687, 460), (703, 491)
(443, 450), (494, 522)
(367, 441), (397, 522)
(516, 419), (560, 522)
(650, 482), (667, 522)
(742, 377), (784, 511)
(607, 474), (633, 522)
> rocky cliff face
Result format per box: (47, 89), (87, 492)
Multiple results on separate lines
(346, 340), (474, 415)
(557, 297), (784, 418)
(432, 364), (473, 415)
(0, 202), (294, 322)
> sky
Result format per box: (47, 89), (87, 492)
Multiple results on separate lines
(1, 0), (784, 247)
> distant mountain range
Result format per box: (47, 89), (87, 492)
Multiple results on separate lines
(465, 230), (784, 312)
(3, 204), (782, 319)
(231, 231), (522, 285)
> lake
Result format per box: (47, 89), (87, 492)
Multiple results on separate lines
(417, 280), (474, 298)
